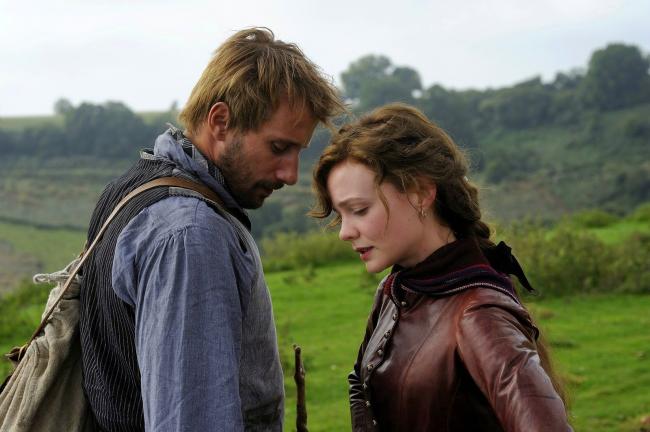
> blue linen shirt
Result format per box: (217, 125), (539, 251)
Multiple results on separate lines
(111, 130), (284, 431)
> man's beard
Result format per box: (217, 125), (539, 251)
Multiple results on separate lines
(218, 135), (284, 209)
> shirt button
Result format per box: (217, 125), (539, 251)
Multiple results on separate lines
(367, 363), (374, 371)
(392, 312), (398, 320)
(365, 400), (371, 407)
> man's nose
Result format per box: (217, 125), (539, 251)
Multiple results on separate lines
(276, 153), (299, 185)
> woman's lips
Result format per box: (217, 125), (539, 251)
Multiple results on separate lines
(356, 246), (373, 261)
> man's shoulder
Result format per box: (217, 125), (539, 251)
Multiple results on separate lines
(120, 195), (238, 251)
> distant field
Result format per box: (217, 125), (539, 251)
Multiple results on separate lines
(0, 221), (84, 294)
(0, 157), (129, 229)
(0, 221), (84, 271)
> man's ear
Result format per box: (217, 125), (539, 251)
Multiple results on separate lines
(206, 102), (230, 142)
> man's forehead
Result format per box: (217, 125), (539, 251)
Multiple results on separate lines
(261, 113), (317, 145)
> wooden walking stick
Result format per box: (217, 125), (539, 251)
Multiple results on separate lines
(293, 344), (308, 432)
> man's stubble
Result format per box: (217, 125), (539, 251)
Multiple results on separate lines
(218, 135), (284, 209)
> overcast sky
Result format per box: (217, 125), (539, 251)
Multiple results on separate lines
(1, 0), (649, 116)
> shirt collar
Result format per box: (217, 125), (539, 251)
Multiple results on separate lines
(167, 124), (227, 187)
(150, 125), (251, 230)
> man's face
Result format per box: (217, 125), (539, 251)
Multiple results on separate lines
(218, 99), (317, 209)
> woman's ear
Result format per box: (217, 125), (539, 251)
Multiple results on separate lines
(406, 180), (437, 217)
(418, 181), (437, 211)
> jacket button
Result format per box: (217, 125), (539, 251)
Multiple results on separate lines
(400, 301), (408, 307)
(377, 349), (383, 356)
(365, 400), (371, 407)
(362, 383), (368, 390)
(392, 312), (398, 320)
(367, 363), (374, 371)
(384, 330), (391, 338)
(372, 419), (378, 426)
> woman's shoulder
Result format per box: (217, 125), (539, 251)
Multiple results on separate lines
(458, 283), (524, 308)
(453, 286), (538, 338)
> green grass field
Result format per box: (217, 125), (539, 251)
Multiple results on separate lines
(269, 263), (650, 432)
(528, 296), (650, 431)
(590, 219), (650, 244)
(2, 261), (648, 431)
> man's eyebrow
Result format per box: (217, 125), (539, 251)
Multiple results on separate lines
(272, 138), (309, 149)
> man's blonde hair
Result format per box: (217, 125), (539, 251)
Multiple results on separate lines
(179, 27), (345, 134)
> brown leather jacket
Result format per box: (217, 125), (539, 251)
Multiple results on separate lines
(349, 279), (572, 431)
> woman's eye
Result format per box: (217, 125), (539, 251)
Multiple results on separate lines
(353, 208), (368, 216)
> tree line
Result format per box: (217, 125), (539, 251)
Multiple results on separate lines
(1, 42), (649, 163)
(339, 43), (650, 163)
(0, 101), (178, 160)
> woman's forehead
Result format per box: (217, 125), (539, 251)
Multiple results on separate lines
(327, 162), (377, 204)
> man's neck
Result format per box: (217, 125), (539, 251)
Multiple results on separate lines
(184, 127), (219, 167)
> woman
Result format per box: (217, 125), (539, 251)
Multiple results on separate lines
(311, 104), (572, 431)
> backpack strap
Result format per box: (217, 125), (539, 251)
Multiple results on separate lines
(20, 176), (226, 357)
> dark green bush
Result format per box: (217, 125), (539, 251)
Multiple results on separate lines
(623, 116), (650, 139)
(628, 202), (650, 222)
(261, 230), (356, 272)
(505, 217), (649, 296)
(259, 204), (650, 296)
(569, 209), (619, 228)
(506, 222), (614, 297)
(609, 232), (650, 293)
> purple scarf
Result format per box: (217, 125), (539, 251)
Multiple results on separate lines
(384, 238), (534, 304)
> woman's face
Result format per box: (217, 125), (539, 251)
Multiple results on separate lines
(327, 160), (432, 273)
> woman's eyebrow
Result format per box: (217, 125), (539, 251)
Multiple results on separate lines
(334, 197), (365, 210)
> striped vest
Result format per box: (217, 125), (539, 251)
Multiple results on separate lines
(80, 156), (179, 431)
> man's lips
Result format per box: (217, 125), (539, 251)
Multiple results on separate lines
(258, 182), (284, 197)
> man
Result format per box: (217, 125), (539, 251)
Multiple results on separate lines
(79, 28), (344, 431)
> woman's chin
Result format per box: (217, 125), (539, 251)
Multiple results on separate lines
(364, 261), (389, 274)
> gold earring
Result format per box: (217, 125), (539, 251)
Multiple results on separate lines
(419, 207), (428, 218)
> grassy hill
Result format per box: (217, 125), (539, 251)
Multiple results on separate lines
(477, 104), (650, 220)
(1, 102), (648, 234)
